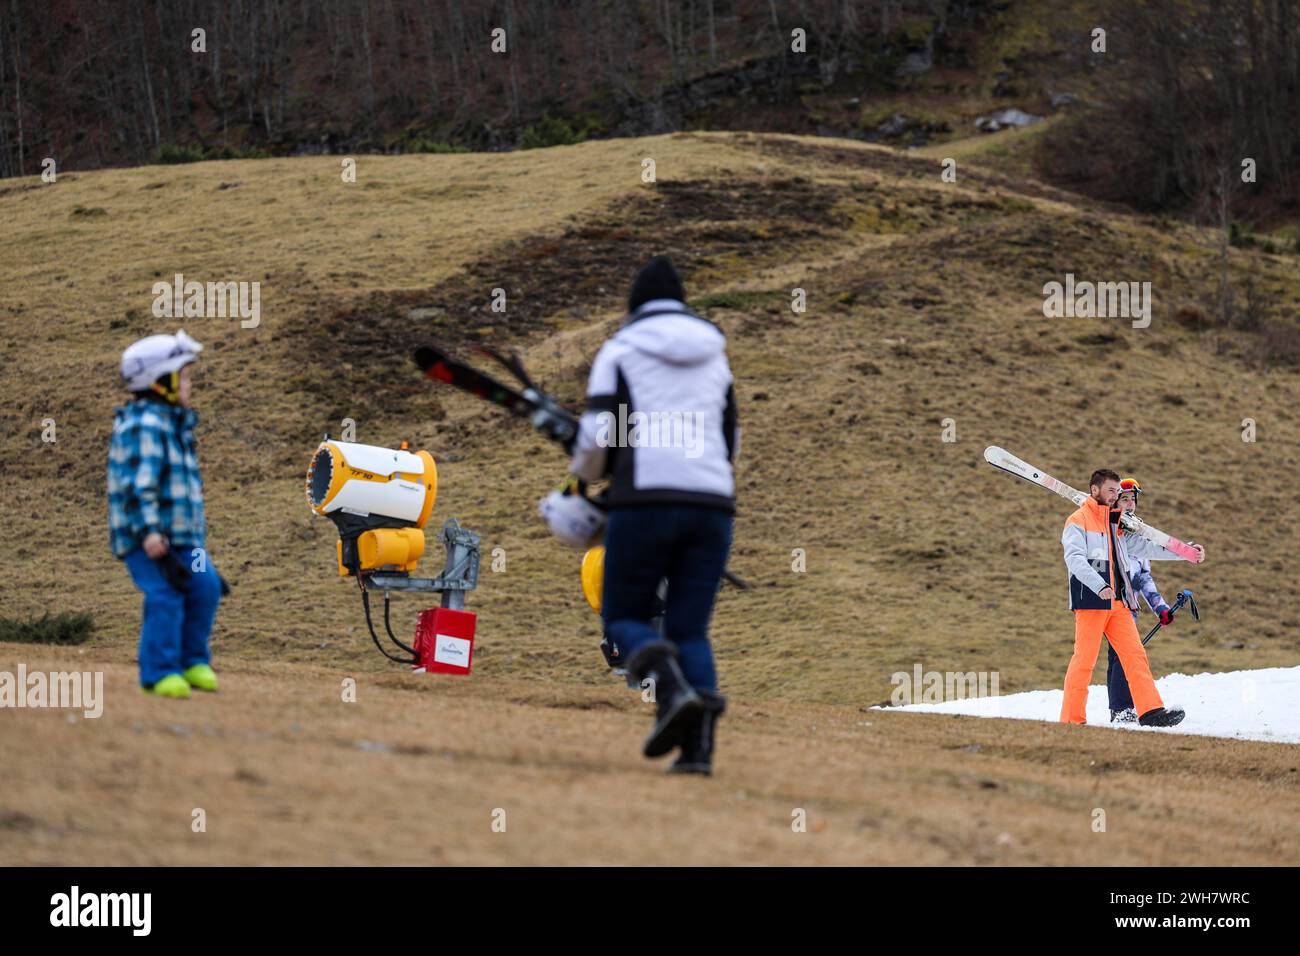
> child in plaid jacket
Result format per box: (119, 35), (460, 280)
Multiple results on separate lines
(108, 330), (223, 698)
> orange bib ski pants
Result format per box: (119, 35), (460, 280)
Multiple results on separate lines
(1061, 605), (1163, 723)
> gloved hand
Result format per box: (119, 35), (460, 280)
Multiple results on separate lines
(1157, 605), (1174, 626)
(158, 550), (193, 593)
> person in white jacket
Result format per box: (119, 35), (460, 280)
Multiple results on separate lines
(544, 256), (738, 775)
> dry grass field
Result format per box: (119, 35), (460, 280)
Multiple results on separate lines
(4, 647), (1298, 866)
(1, 132), (1298, 864)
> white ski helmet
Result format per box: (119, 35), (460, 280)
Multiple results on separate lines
(121, 330), (203, 392)
(538, 488), (606, 549)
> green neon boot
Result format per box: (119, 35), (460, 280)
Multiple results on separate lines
(182, 664), (218, 692)
(145, 674), (192, 698)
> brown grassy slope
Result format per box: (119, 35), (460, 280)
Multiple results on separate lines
(1, 648), (1297, 866)
(0, 132), (1298, 710)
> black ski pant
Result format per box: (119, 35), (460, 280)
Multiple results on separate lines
(602, 504), (732, 692)
(1105, 609), (1140, 712)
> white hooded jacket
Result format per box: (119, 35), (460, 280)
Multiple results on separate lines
(568, 299), (738, 511)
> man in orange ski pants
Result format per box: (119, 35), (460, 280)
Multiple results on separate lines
(1064, 605), (1162, 722)
(1059, 469), (1199, 726)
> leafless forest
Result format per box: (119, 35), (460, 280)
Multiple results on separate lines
(1, 1), (1297, 220)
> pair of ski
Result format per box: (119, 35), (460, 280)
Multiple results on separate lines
(413, 343), (751, 590)
(414, 344), (579, 450)
(983, 446), (1204, 563)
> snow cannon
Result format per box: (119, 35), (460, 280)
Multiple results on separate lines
(306, 439), (438, 577)
(306, 437), (480, 672)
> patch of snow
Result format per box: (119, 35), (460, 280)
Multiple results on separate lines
(975, 109), (1042, 132)
(877, 666), (1300, 745)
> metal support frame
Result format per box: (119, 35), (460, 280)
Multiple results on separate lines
(359, 517), (481, 662)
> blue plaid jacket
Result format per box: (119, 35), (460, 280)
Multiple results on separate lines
(107, 398), (206, 558)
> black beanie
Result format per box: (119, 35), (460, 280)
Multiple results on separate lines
(628, 256), (686, 312)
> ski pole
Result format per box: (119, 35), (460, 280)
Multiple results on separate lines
(1141, 588), (1198, 646)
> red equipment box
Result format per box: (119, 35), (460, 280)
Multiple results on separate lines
(413, 607), (477, 674)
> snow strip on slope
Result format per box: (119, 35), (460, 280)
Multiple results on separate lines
(877, 666), (1300, 745)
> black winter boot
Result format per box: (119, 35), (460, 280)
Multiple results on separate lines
(627, 640), (702, 758)
(669, 691), (726, 776)
(1138, 706), (1185, 727)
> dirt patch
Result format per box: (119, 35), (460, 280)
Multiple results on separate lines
(290, 176), (852, 423)
(735, 133), (930, 181)
(956, 165), (1124, 212)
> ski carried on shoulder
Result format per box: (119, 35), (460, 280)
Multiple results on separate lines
(415, 343), (753, 593)
(983, 446), (1204, 563)
(413, 345), (579, 449)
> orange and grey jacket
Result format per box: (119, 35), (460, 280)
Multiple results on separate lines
(1062, 497), (1181, 611)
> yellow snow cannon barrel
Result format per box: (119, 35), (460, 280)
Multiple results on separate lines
(580, 546), (604, 614)
(305, 439), (437, 575)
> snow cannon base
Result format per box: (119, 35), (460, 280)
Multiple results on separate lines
(356, 517), (481, 668)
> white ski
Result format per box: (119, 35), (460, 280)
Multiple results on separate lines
(983, 446), (1204, 563)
